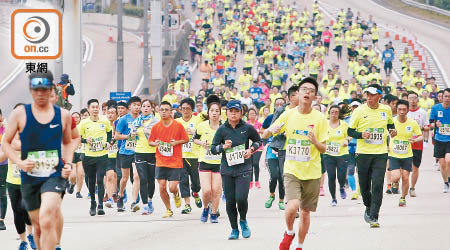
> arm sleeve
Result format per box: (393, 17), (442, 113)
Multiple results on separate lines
(211, 127), (224, 155)
(387, 123), (395, 130)
(106, 131), (112, 142)
(348, 128), (363, 139)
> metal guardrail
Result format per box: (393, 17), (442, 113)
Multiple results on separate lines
(401, 0), (450, 16)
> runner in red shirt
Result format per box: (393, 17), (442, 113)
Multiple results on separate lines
(215, 53), (226, 75)
(322, 27), (333, 56)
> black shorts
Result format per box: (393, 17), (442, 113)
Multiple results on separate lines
(372, 39), (378, 44)
(119, 154), (135, 169)
(21, 177), (67, 212)
(412, 149), (423, 167)
(199, 162), (221, 173)
(73, 152), (82, 163)
(388, 157), (413, 172)
(243, 67), (252, 72)
(155, 167), (181, 181)
(384, 61), (392, 71)
(107, 158), (116, 172)
(434, 140), (450, 159)
(324, 42), (330, 48)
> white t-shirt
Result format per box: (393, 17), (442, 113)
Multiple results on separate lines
(407, 107), (429, 128)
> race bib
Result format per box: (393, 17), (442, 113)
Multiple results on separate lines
(205, 149), (222, 161)
(108, 142), (118, 155)
(439, 124), (450, 135)
(225, 144), (245, 166)
(159, 142), (173, 157)
(182, 141), (193, 153)
(365, 128), (384, 145)
(392, 140), (409, 155)
(251, 93), (259, 99)
(326, 142), (340, 155)
(89, 137), (105, 152)
(27, 150), (59, 177)
(286, 139), (311, 162)
(12, 164), (21, 178)
(125, 139), (136, 151)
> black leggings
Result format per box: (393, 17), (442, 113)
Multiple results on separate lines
(251, 151), (262, 182)
(222, 172), (251, 229)
(0, 165), (7, 220)
(82, 156), (107, 206)
(266, 158), (285, 199)
(135, 153), (156, 204)
(335, 45), (342, 59)
(7, 183), (31, 235)
(324, 155), (348, 200)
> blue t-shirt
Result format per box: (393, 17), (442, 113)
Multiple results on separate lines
(116, 113), (138, 155)
(382, 49), (394, 63)
(249, 87), (263, 102)
(430, 103), (450, 142)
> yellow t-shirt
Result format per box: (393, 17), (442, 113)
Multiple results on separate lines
(418, 98), (434, 112)
(176, 116), (201, 159)
(388, 117), (422, 158)
(195, 121), (222, 164)
(349, 104), (393, 154)
(135, 118), (159, 154)
(78, 117), (112, 157)
(6, 154), (21, 185)
(325, 121), (349, 156)
(271, 108), (329, 180)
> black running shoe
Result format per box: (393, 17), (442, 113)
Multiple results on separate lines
(90, 201), (97, 216)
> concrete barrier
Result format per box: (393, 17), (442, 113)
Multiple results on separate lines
(401, 0), (450, 17)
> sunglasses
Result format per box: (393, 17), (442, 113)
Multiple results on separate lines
(30, 78), (52, 88)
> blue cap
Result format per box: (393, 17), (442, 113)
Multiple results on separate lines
(226, 100), (242, 110)
(61, 74), (69, 81)
(172, 103), (179, 109)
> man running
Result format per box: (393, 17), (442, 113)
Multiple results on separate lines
(1, 72), (73, 250)
(149, 101), (189, 218)
(348, 84), (397, 228)
(264, 77), (328, 250)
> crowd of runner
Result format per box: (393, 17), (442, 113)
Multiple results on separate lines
(0, 0), (449, 250)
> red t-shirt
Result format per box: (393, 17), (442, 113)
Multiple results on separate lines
(323, 31), (333, 43)
(149, 119), (188, 168)
(215, 55), (226, 69)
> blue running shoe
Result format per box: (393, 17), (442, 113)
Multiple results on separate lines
(55, 246), (62, 250)
(148, 201), (154, 214)
(340, 188), (347, 199)
(210, 213), (219, 223)
(136, 193), (140, 204)
(123, 190), (128, 204)
(27, 234), (36, 250)
(142, 204), (151, 215)
(105, 198), (114, 208)
(239, 220), (251, 238)
(18, 241), (28, 250)
(200, 207), (209, 222)
(228, 229), (239, 240)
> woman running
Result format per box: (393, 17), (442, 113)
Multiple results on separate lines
(69, 111), (85, 199)
(247, 108), (263, 189)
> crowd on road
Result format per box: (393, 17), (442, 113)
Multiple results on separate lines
(0, 0), (449, 250)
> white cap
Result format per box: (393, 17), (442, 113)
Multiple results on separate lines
(350, 101), (361, 107)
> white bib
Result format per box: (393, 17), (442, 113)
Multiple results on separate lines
(286, 139), (311, 162)
(439, 124), (450, 136)
(27, 150), (59, 177)
(326, 142), (340, 155)
(392, 140), (409, 155)
(364, 128), (384, 145)
(225, 144), (245, 166)
(159, 142), (173, 157)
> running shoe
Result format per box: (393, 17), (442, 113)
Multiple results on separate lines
(340, 188), (347, 199)
(369, 218), (380, 228)
(228, 229), (239, 240)
(105, 198), (114, 208)
(331, 199), (337, 207)
(200, 207), (209, 222)
(386, 184), (392, 194)
(117, 196), (125, 212)
(148, 201), (155, 214)
(351, 192), (358, 200)
(89, 200), (97, 216)
(67, 183), (75, 194)
(409, 188), (417, 197)
(0, 220), (5, 230)
(278, 201), (285, 210)
(27, 234), (36, 250)
(18, 241), (28, 250)
(210, 213), (219, 223)
(55, 247), (61, 250)
(76, 192), (83, 199)
(181, 204), (192, 214)
(192, 192), (202, 208)
(131, 202), (140, 212)
(279, 232), (295, 250)
(97, 205), (105, 215)
(249, 181), (254, 189)
(174, 194), (182, 208)
(123, 190), (128, 204)
(255, 181), (261, 188)
(392, 184), (399, 194)
(239, 220), (251, 238)
(399, 198), (406, 207)
(319, 187), (325, 196)
(265, 196), (275, 208)
(162, 209), (173, 218)
(444, 183), (449, 193)
(364, 208), (371, 223)
(142, 204), (151, 215)
(103, 194), (109, 203)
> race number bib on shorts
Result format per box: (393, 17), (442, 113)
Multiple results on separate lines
(439, 124), (450, 136)
(27, 150), (59, 177)
(225, 144), (245, 166)
(125, 139), (136, 151)
(365, 128), (384, 145)
(286, 139), (311, 162)
(158, 142), (173, 157)
(89, 137), (105, 152)
(326, 142), (340, 155)
(205, 149), (221, 161)
(108, 143), (118, 154)
(392, 140), (409, 155)
(12, 164), (21, 178)
(182, 140), (193, 153)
